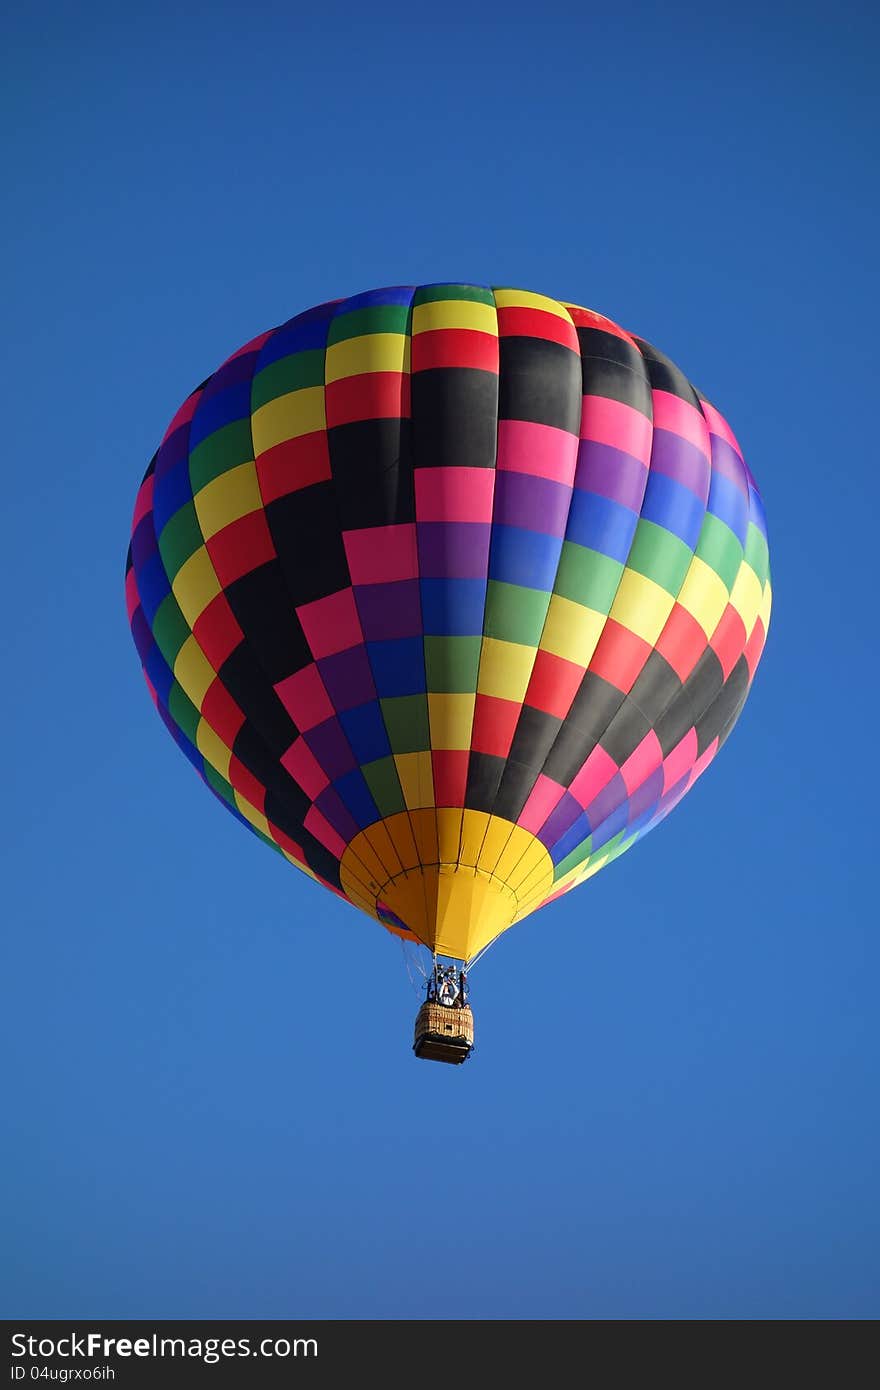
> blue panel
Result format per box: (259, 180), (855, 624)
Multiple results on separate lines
(135, 551), (171, 624)
(641, 471), (705, 549)
(566, 490), (638, 563)
(153, 458), (196, 534)
(420, 578), (487, 635)
(366, 637), (427, 698)
(707, 471), (749, 546)
(488, 524), (561, 591)
(339, 701), (391, 764)
(188, 381), (253, 450)
(590, 799), (629, 851)
(333, 768), (380, 829)
(549, 811), (592, 865)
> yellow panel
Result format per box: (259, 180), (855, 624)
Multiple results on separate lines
(676, 555), (730, 639)
(193, 461), (262, 541)
(540, 594), (605, 664)
(436, 807), (464, 865)
(507, 837), (554, 895)
(173, 634), (215, 708)
(344, 836), (392, 893)
(477, 637), (535, 703)
(361, 820), (404, 881)
(195, 719), (232, 780)
(458, 809), (491, 867)
(428, 693), (476, 750)
(493, 827), (537, 884)
(325, 333), (410, 382)
(233, 790), (271, 839)
(412, 300), (497, 335)
(251, 386), (325, 453)
(758, 579), (773, 635)
(382, 809), (421, 871)
(493, 288), (572, 321)
(409, 808), (440, 868)
(394, 752), (435, 810)
(610, 568), (675, 646)
(476, 816), (519, 876)
(729, 561), (763, 637)
(171, 546), (221, 627)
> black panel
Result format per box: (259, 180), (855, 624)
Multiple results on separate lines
(578, 356), (653, 417)
(265, 485), (349, 606)
(681, 647), (725, 723)
(497, 337), (581, 433)
(465, 751), (506, 813)
(219, 644), (297, 755)
(543, 673), (626, 784)
(576, 327), (646, 374)
(599, 696), (652, 766)
(411, 368), (498, 468)
(629, 650), (683, 726)
(633, 337), (699, 405)
(697, 656), (750, 754)
(232, 723), (303, 805)
(264, 784), (311, 839)
(328, 418), (415, 528)
(654, 689), (696, 758)
(223, 562), (313, 685)
(301, 837), (343, 888)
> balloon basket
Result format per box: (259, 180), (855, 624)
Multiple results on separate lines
(413, 1001), (475, 1065)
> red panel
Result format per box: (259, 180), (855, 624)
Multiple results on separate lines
(206, 510), (276, 587)
(564, 304), (637, 346)
(431, 750), (469, 807)
(227, 755), (266, 812)
(655, 603), (708, 682)
(325, 372), (411, 428)
(496, 306), (578, 351)
(268, 824), (306, 861)
(589, 620), (652, 693)
(201, 677), (246, 746)
(524, 649), (583, 719)
(193, 592), (244, 670)
(709, 603), (747, 680)
(470, 694), (521, 758)
(411, 329), (499, 373)
(256, 431), (331, 503)
(743, 615), (767, 680)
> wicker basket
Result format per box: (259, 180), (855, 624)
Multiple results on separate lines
(413, 1001), (475, 1064)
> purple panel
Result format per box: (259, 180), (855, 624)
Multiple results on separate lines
(540, 790), (583, 846)
(493, 472), (571, 537)
(356, 579), (422, 640)
(304, 717), (357, 781)
(201, 349), (260, 396)
(586, 769), (627, 828)
(417, 522), (491, 578)
(707, 435), (749, 496)
(317, 646), (376, 711)
(627, 766), (664, 822)
(649, 429), (710, 501)
(574, 440), (648, 512)
(314, 785), (361, 845)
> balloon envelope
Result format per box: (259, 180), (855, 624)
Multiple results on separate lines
(126, 285), (771, 961)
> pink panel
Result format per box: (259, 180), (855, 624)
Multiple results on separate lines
(281, 737), (329, 800)
(304, 805), (348, 860)
(496, 420), (579, 484)
(519, 774), (566, 834)
(414, 466), (495, 522)
(661, 728), (698, 793)
(579, 396), (653, 464)
(652, 390), (711, 458)
(569, 745), (618, 809)
(343, 524), (419, 584)
(620, 730), (663, 796)
(701, 398), (745, 459)
(274, 664), (335, 730)
(296, 588), (363, 659)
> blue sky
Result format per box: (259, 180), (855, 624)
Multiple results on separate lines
(3, 0), (878, 1319)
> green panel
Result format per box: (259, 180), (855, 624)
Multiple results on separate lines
(250, 350), (325, 410)
(167, 681), (200, 746)
(158, 502), (204, 579)
(483, 581), (548, 645)
(361, 757), (406, 817)
(554, 836), (594, 881)
(151, 592), (191, 667)
(327, 304), (411, 344)
(695, 513), (743, 591)
(189, 419), (253, 492)
(253, 826), (281, 853)
(204, 761), (235, 805)
(555, 541), (623, 612)
(424, 636), (482, 693)
(414, 284), (495, 306)
(627, 520), (693, 595)
(743, 522), (770, 585)
(380, 695), (430, 753)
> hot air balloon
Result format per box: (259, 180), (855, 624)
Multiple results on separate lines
(126, 284), (771, 1063)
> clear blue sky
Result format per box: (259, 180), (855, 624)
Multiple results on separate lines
(3, 0), (878, 1320)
